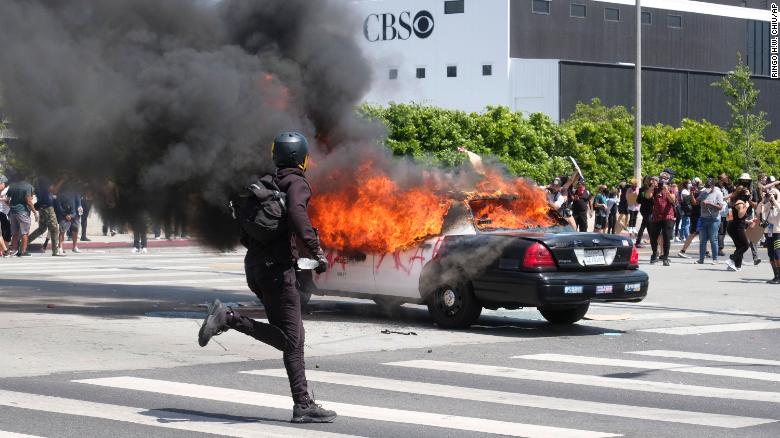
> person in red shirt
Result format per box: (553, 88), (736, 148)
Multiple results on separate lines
(648, 170), (677, 265)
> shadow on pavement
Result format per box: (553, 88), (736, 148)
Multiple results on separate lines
(0, 278), (620, 338)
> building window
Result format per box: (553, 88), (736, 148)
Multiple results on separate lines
(641, 11), (652, 25)
(447, 66), (458, 78)
(532, 0), (550, 15)
(389, 69), (398, 80)
(482, 64), (493, 76)
(604, 7), (620, 21)
(444, 0), (465, 14)
(667, 14), (682, 28)
(570, 4), (586, 18)
(416, 67), (426, 79)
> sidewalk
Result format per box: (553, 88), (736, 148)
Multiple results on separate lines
(27, 232), (198, 252)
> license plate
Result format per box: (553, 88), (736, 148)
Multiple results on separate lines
(583, 249), (606, 266)
(596, 285), (613, 294)
(625, 283), (641, 292)
(565, 286), (584, 294)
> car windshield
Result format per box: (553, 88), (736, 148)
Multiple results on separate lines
(468, 199), (575, 233)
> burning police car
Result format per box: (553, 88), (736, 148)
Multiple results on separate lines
(305, 194), (648, 329)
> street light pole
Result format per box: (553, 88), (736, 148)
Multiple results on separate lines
(634, 0), (642, 182)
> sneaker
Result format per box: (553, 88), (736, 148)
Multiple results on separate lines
(635, 243), (645, 249)
(677, 251), (690, 259)
(662, 258), (671, 266)
(754, 258), (762, 266)
(131, 248), (139, 254)
(81, 237), (91, 242)
(650, 256), (658, 264)
(291, 400), (337, 424)
(711, 260), (719, 265)
(140, 247), (148, 254)
(110, 230), (117, 236)
(694, 260), (705, 264)
(705, 251), (711, 257)
(153, 236), (161, 240)
(198, 299), (230, 347)
(53, 252), (67, 257)
(725, 259), (737, 271)
(71, 247), (81, 254)
(16, 252), (32, 257)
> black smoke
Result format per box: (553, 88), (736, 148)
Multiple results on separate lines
(0, 0), (374, 249)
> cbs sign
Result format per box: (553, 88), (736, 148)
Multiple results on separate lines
(363, 10), (434, 42)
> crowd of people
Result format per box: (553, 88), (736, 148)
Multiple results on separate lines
(547, 169), (780, 283)
(0, 172), (190, 258)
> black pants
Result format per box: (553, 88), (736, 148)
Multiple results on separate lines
(649, 219), (674, 259)
(80, 201), (91, 239)
(0, 212), (10, 243)
(628, 211), (638, 228)
(636, 212), (650, 244)
(230, 259), (308, 404)
(574, 214), (588, 232)
(607, 213), (617, 234)
(727, 224), (750, 268)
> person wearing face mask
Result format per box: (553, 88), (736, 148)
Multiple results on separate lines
(724, 186), (756, 272)
(735, 173), (762, 265)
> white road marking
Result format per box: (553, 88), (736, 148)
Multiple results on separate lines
(75, 376), (619, 438)
(119, 277), (247, 286)
(0, 389), (360, 438)
(0, 432), (45, 438)
(243, 369), (775, 428)
(622, 312), (704, 321)
(639, 321), (780, 335)
(55, 270), (241, 281)
(385, 360), (780, 404)
(514, 354), (780, 383)
(628, 350), (780, 367)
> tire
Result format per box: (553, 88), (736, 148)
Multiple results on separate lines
(373, 296), (405, 312)
(538, 302), (590, 324)
(426, 281), (482, 329)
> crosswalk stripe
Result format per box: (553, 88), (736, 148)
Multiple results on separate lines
(0, 389), (360, 438)
(627, 350), (780, 367)
(619, 312), (703, 321)
(385, 360), (780, 404)
(75, 376), (619, 438)
(243, 369), (775, 428)
(514, 354), (780, 383)
(0, 432), (44, 438)
(638, 321), (780, 335)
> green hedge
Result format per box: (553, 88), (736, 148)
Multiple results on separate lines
(360, 99), (779, 187)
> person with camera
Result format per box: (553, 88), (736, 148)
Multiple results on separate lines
(635, 176), (655, 248)
(647, 171), (677, 265)
(696, 177), (725, 265)
(756, 183), (780, 283)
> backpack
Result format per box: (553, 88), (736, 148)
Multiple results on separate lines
(681, 194), (693, 215)
(234, 174), (288, 245)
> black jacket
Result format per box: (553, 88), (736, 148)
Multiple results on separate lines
(245, 167), (322, 263)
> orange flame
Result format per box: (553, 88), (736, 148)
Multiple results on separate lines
(310, 163), (450, 254)
(467, 169), (554, 231)
(309, 161), (554, 253)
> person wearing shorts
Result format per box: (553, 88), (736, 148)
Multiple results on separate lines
(7, 178), (38, 257)
(55, 192), (82, 254)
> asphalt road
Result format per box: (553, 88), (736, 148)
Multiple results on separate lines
(0, 246), (778, 437)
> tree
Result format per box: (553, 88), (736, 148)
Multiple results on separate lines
(712, 53), (770, 173)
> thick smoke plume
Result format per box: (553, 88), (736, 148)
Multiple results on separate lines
(0, 0), (376, 248)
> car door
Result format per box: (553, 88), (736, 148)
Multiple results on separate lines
(315, 250), (375, 295)
(372, 236), (444, 300)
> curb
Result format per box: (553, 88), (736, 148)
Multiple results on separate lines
(27, 238), (198, 252)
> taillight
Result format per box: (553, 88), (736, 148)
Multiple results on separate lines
(523, 242), (556, 269)
(629, 245), (639, 267)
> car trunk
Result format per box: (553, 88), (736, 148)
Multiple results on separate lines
(466, 199), (633, 272)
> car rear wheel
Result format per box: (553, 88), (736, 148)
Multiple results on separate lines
(538, 302), (590, 324)
(427, 282), (482, 329)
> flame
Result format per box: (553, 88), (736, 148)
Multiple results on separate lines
(310, 162), (450, 254)
(309, 160), (554, 253)
(467, 169), (554, 231)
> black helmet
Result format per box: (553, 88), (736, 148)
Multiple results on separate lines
(272, 132), (309, 171)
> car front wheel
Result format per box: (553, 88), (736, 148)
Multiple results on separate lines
(538, 302), (590, 324)
(427, 282), (482, 329)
